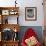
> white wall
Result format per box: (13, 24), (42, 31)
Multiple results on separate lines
(0, 0), (44, 26)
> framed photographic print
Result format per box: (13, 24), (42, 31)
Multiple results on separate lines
(25, 7), (37, 21)
(2, 10), (9, 15)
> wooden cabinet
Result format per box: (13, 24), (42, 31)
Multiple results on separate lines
(0, 7), (19, 46)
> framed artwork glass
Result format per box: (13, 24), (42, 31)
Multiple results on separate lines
(25, 7), (37, 21)
(2, 10), (9, 15)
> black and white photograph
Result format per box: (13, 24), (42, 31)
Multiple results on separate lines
(25, 7), (37, 21)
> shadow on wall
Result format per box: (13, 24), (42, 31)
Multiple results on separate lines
(18, 26), (44, 45)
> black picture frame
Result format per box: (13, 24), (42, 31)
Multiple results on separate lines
(25, 7), (37, 21)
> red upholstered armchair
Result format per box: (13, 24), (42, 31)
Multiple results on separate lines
(21, 28), (41, 46)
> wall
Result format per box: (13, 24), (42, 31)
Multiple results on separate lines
(0, 0), (44, 45)
(0, 0), (44, 26)
(18, 0), (44, 26)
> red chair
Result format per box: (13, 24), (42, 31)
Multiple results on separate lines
(21, 28), (41, 46)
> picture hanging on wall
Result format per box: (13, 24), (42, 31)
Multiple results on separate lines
(25, 7), (37, 21)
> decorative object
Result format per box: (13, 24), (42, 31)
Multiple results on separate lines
(13, 32), (18, 41)
(9, 10), (15, 15)
(9, 10), (18, 15)
(2, 16), (8, 24)
(2, 10), (9, 15)
(14, 28), (17, 32)
(25, 36), (38, 46)
(25, 7), (37, 21)
(2, 28), (13, 41)
(1, 27), (19, 41)
(5, 18), (8, 24)
(21, 28), (41, 46)
(15, 0), (17, 7)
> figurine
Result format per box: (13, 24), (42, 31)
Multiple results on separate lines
(15, 0), (17, 7)
(5, 18), (8, 24)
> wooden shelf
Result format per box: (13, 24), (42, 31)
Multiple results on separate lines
(0, 24), (20, 32)
(1, 40), (19, 46)
(2, 40), (19, 42)
(0, 7), (20, 46)
(0, 7), (19, 9)
(0, 7), (19, 16)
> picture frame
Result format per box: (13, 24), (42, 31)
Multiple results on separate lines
(2, 10), (9, 15)
(9, 10), (17, 15)
(25, 7), (37, 21)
